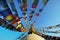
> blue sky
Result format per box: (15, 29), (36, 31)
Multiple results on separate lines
(0, 26), (28, 40)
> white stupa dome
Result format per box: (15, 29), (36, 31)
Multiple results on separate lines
(27, 33), (45, 40)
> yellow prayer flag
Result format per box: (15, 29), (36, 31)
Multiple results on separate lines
(16, 24), (22, 29)
(5, 15), (13, 20)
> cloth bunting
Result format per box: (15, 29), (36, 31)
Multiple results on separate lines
(7, 0), (21, 20)
(0, 6), (24, 32)
(33, 0), (39, 4)
(0, 18), (17, 31)
(44, 30), (60, 33)
(43, 0), (49, 6)
(10, 16), (25, 32)
(6, 0), (12, 3)
(41, 24), (60, 32)
(29, 12), (34, 21)
(0, 18), (6, 26)
(39, 9), (43, 12)
(0, 9), (25, 32)
(32, 0), (49, 26)
(31, 0), (39, 10)
(34, 0), (49, 19)
(16, 23), (25, 32)
(10, 1), (18, 13)
(5, 13), (15, 21)
(32, 0), (39, 8)
(32, 0), (34, 2)
(35, 13), (40, 18)
(22, 3), (27, 11)
(17, 0), (27, 20)
(10, 1), (17, 12)
(30, 13), (33, 18)
(29, 0), (39, 21)
(0, 0), (50, 33)
(22, 0), (27, 4)
(23, 11), (27, 15)
(22, 0), (27, 20)
(23, 14), (27, 20)
(11, 18), (20, 24)
(16, 23), (22, 29)
(11, 16), (21, 27)
(18, 0), (27, 12)
(32, 4), (37, 8)
(29, 13), (33, 21)
(0, 9), (11, 17)
(52, 26), (56, 28)
(56, 24), (60, 26)
(46, 25), (57, 30)
(6, 0), (26, 32)
(0, 0), (8, 9)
